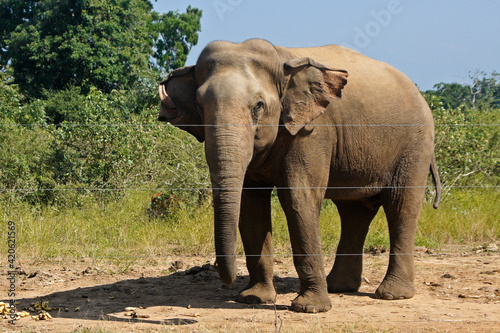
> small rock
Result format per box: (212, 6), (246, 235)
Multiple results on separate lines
(82, 267), (93, 274)
(487, 243), (499, 252)
(441, 273), (456, 279)
(362, 276), (371, 284)
(170, 260), (184, 271)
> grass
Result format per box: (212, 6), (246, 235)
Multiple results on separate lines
(1, 189), (499, 265)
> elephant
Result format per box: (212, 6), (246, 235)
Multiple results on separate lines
(158, 38), (441, 313)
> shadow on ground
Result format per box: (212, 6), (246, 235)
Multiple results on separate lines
(13, 264), (320, 326)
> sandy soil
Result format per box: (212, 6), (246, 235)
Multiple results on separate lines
(2, 247), (499, 332)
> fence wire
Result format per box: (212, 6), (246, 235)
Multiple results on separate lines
(1, 185), (499, 192)
(1, 123), (499, 127)
(7, 251), (500, 262)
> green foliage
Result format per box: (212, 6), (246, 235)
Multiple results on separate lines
(1, 0), (202, 98)
(1, 74), (209, 206)
(150, 5), (202, 71)
(425, 71), (500, 110)
(0, 124), (55, 204)
(0, 67), (47, 124)
(0, 2), (204, 204)
(45, 88), (208, 204)
(424, 93), (500, 189)
(4, 0), (150, 97)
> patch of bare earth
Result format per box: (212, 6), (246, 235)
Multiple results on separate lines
(2, 247), (499, 332)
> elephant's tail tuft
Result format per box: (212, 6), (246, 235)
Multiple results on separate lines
(430, 153), (441, 209)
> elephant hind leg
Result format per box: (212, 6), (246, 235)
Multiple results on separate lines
(375, 186), (425, 300)
(327, 201), (379, 293)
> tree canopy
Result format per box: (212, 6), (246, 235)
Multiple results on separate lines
(0, 0), (202, 98)
(425, 71), (500, 110)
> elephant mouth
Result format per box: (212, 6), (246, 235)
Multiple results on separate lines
(158, 112), (176, 122)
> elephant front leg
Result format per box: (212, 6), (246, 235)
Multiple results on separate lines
(237, 186), (276, 304)
(278, 188), (331, 313)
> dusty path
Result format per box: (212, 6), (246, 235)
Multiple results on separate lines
(2, 248), (499, 332)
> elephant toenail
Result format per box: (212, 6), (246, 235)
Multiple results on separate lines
(305, 305), (319, 313)
(384, 293), (395, 300)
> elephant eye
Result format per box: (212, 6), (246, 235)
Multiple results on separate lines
(253, 101), (264, 115)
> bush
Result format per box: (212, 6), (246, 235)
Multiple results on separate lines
(426, 93), (500, 190)
(1, 80), (209, 206)
(0, 125), (55, 204)
(46, 87), (208, 205)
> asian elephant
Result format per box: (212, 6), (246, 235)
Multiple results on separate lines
(158, 39), (441, 313)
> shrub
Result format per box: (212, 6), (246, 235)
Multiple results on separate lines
(427, 93), (500, 190)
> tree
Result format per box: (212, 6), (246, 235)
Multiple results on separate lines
(468, 71), (500, 109)
(0, 0), (202, 98)
(150, 6), (202, 71)
(426, 82), (470, 109)
(425, 71), (500, 110)
(0, 0), (38, 65)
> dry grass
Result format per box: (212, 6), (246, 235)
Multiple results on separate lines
(1, 189), (498, 265)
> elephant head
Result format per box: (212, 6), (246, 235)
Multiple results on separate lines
(158, 39), (347, 285)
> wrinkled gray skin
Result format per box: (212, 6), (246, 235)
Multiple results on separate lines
(158, 39), (441, 313)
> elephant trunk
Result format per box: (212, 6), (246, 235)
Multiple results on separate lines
(206, 124), (253, 285)
(213, 186), (242, 285)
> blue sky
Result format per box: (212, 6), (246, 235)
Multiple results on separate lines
(153, 0), (500, 90)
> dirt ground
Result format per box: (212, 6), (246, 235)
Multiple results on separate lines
(2, 246), (499, 332)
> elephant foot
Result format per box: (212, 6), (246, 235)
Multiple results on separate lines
(236, 282), (276, 304)
(326, 273), (361, 293)
(291, 290), (332, 313)
(374, 278), (414, 300)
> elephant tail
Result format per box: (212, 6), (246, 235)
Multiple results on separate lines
(430, 153), (441, 209)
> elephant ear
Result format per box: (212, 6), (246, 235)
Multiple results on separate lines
(159, 65), (205, 142)
(281, 57), (348, 135)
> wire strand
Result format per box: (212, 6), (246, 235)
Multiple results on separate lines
(1, 185), (498, 192)
(9, 252), (498, 262)
(1, 123), (499, 127)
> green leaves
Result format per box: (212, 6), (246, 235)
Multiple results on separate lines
(423, 72), (499, 191)
(150, 5), (202, 71)
(425, 94), (500, 189)
(1, 0), (202, 98)
(425, 71), (500, 110)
